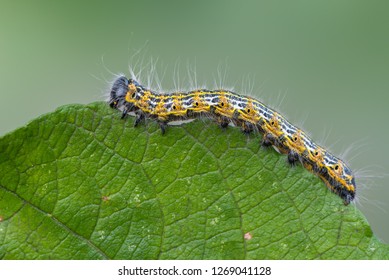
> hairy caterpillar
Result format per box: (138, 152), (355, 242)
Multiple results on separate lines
(108, 75), (356, 205)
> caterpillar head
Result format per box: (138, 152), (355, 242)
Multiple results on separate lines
(109, 76), (129, 109)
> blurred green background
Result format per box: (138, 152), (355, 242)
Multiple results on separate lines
(1, 0), (389, 243)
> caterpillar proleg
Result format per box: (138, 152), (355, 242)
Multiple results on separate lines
(108, 75), (356, 205)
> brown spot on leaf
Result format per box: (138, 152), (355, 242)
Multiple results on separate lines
(244, 232), (252, 240)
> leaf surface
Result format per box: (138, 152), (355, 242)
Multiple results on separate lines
(0, 102), (388, 259)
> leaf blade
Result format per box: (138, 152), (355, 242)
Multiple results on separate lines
(0, 102), (388, 259)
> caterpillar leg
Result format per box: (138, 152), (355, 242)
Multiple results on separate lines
(242, 122), (254, 135)
(120, 108), (129, 119)
(287, 150), (300, 166)
(261, 133), (276, 147)
(134, 112), (145, 127)
(217, 116), (230, 129)
(158, 121), (168, 135)
(220, 121), (229, 129)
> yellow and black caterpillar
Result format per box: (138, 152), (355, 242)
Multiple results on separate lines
(109, 76), (356, 205)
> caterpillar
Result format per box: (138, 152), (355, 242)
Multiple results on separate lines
(108, 75), (356, 205)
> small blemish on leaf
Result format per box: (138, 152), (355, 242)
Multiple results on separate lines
(368, 244), (376, 253)
(99, 230), (106, 240)
(0, 216), (3, 222)
(128, 245), (136, 252)
(210, 217), (219, 225)
(244, 232), (252, 240)
(102, 196), (110, 202)
(133, 194), (141, 203)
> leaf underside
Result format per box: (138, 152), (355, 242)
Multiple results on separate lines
(0, 102), (388, 259)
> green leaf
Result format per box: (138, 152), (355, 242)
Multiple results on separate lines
(0, 102), (388, 259)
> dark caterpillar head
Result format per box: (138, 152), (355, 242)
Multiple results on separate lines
(109, 76), (129, 109)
